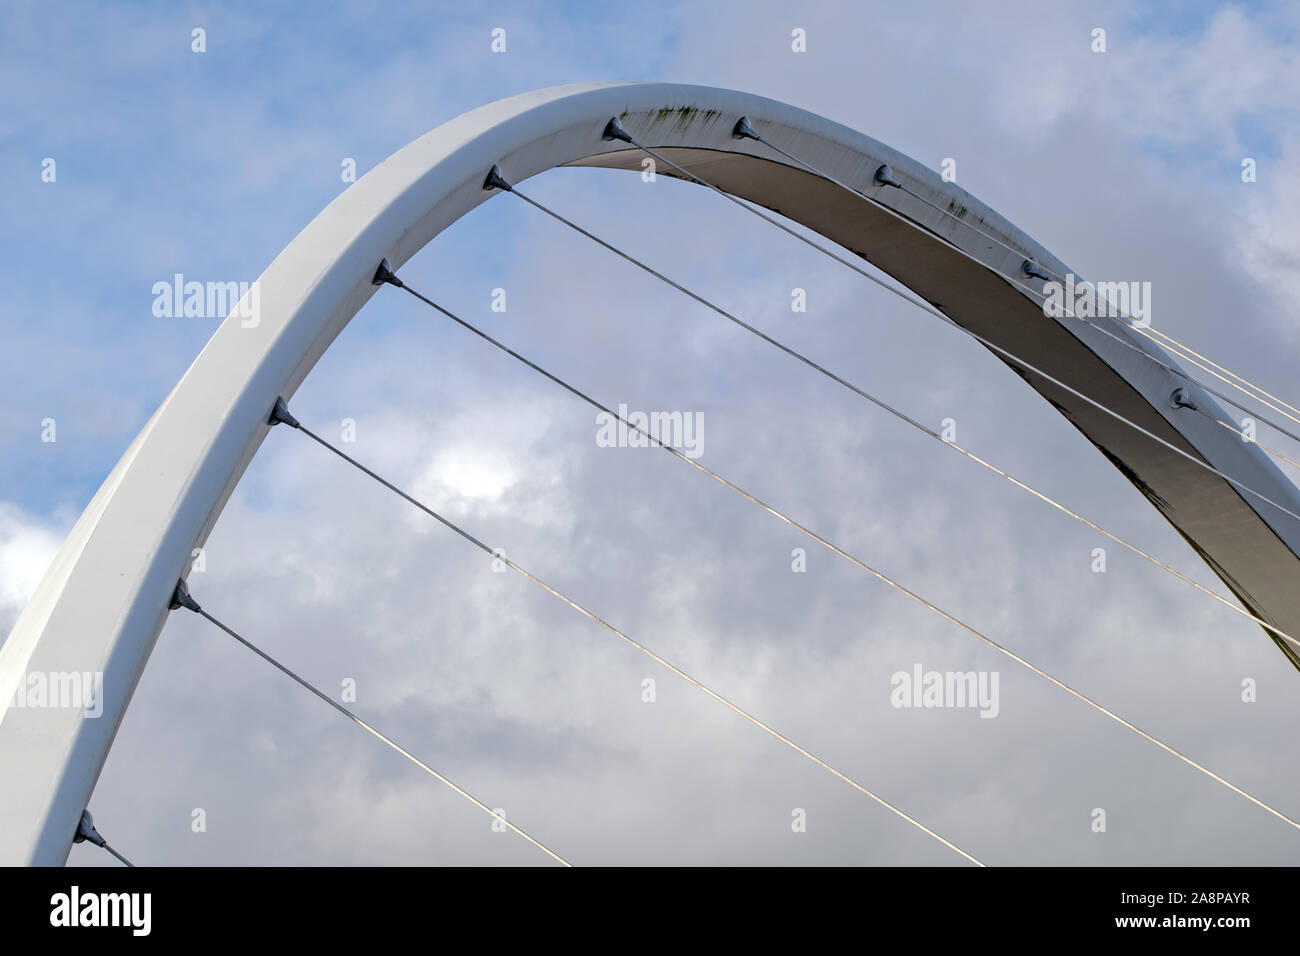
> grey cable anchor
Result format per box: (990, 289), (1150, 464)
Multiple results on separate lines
(267, 395), (301, 430)
(1022, 259), (1053, 282)
(74, 809), (135, 867)
(732, 115), (759, 141)
(75, 808), (106, 846)
(1171, 388), (1199, 412)
(602, 116), (633, 143)
(874, 164), (902, 189)
(737, 114), (896, 198)
(483, 165), (513, 192)
(170, 577), (200, 613)
(372, 258), (404, 289)
(610, 113), (903, 196)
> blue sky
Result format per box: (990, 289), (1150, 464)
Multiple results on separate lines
(4, 0), (1292, 512)
(3, 0), (1300, 865)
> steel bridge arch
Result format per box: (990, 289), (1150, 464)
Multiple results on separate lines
(4, 81), (1299, 865)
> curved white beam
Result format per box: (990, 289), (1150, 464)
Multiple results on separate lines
(3, 81), (1298, 865)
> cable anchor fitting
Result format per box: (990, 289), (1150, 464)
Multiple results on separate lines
(482, 164), (513, 192)
(170, 578), (201, 613)
(267, 395), (300, 430)
(73, 809), (134, 866)
(602, 116), (633, 143)
(874, 164), (902, 188)
(1171, 388), (1198, 411)
(372, 257), (403, 288)
(732, 116), (759, 141)
(1022, 259), (1053, 282)
(74, 809), (106, 847)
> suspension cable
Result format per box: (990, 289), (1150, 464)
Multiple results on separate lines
(594, 123), (1300, 484)
(1143, 325), (1300, 423)
(384, 260), (1300, 653)
(264, 396), (985, 865)
(732, 118), (1300, 441)
(368, 272), (1300, 833)
(1146, 336), (1300, 438)
(74, 810), (135, 866)
(1190, 405), (1300, 473)
(900, 183), (1300, 435)
(487, 163), (1300, 540)
(170, 579), (572, 867)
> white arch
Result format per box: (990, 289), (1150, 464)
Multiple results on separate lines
(3, 81), (1299, 866)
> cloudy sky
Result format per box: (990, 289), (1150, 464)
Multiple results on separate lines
(3, 0), (1300, 866)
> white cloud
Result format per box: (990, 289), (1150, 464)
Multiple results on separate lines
(0, 502), (63, 641)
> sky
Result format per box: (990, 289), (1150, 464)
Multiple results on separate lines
(2, 0), (1300, 866)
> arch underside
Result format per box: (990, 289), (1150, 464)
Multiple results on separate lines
(2, 81), (1297, 866)
(590, 144), (1300, 674)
